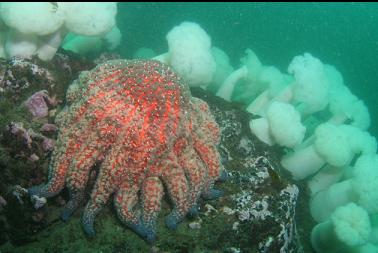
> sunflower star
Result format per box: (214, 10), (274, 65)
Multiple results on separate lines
(28, 59), (225, 242)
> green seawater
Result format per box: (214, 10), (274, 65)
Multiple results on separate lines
(119, 2), (378, 138)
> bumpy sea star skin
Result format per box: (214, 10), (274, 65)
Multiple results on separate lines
(111, 97), (225, 242)
(28, 59), (224, 242)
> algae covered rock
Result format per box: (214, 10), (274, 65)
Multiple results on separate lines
(0, 52), (94, 247)
(0, 60), (302, 252)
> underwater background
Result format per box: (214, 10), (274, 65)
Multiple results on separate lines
(0, 2), (378, 253)
(119, 2), (378, 138)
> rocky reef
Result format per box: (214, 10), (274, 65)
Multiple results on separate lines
(0, 53), (303, 253)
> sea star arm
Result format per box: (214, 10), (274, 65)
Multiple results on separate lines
(178, 146), (208, 215)
(81, 145), (124, 236)
(28, 129), (78, 198)
(114, 182), (139, 224)
(62, 131), (107, 221)
(190, 98), (225, 200)
(160, 152), (190, 230)
(114, 181), (150, 240)
(141, 176), (164, 243)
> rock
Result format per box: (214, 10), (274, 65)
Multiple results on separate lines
(28, 153), (40, 162)
(5, 122), (33, 148)
(31, 210), (46, 223)
(191, 88), (303, 253)
(0, 52), (95, 248)
(94, 52), (121, 65)
(0, 57), (55, 97)
(48, 109), (57, 118)
(188, 221), (202, 230)
(24, 90), (54, 119)
(0, 195), (7, 212)
(204, 203), (218, 216)
(54, 196), (66, 207)
(30, 195), (47, 210)
(222, 206), (235, 215)
(41, 138), (55, 152)
(40, 123), (58, 133)
(0, 62), (303, 252)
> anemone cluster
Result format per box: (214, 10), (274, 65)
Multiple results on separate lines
(0, 3), (120, 60)
(148, 20), (377, 252)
